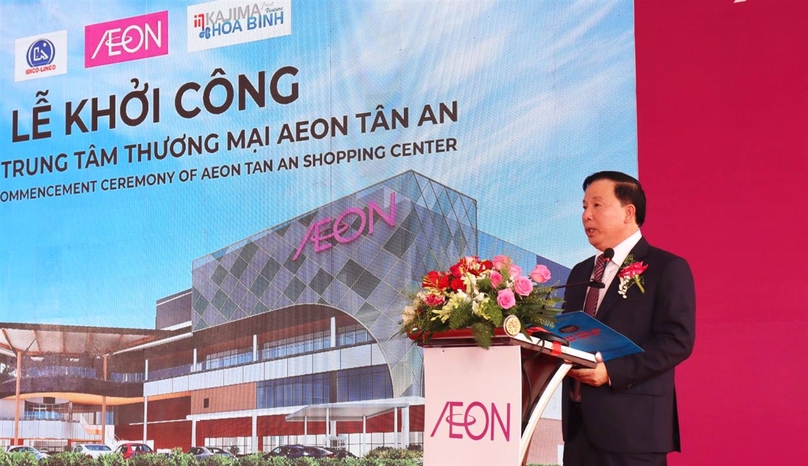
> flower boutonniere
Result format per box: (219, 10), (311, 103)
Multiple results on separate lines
(617, 254), (648, 298)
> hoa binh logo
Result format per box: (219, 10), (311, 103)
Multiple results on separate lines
(187, 0), (292, 52)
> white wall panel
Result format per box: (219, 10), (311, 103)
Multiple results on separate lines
(203, 370), (224, 388)
(263, 359), (287, 380)
(286, 354), (313, 377)
(340, 345), (371, 369)
(172, 375), (190, 392)
(144, 378), (172, 397)
(222, 366), (244, 385)
(243, 362), (264, 382)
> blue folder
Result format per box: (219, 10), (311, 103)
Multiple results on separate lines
(546, 311), (643, 361)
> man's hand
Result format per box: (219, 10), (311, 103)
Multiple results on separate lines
(568, 352), (609, 387)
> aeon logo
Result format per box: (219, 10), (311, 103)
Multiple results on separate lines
(85, 10), (168, 68)
(27, 39), (54, 67)
(293, 192), (396, 261)
(430, 401), (511, 441)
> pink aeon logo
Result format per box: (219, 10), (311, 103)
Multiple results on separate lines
(430, 401), (511, 441)
(293, 192), (396, 261)
(85, 11), (168, 68)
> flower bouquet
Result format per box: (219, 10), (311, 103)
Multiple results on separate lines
(400, 255), (563, 349)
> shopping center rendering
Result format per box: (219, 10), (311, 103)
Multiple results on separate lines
(0, 171), (569, 457)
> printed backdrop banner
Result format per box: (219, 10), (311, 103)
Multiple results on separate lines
(1, 0), (636, 328)
(0, 0), (636, 460)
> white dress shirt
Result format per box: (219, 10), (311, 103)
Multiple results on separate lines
(591, 229), (642, 312)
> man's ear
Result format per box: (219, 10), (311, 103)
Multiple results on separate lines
(624, 204), (636, 224)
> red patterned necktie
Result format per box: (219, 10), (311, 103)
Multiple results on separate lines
(583, 254), (608, 316)
(572, 253), (608, 402)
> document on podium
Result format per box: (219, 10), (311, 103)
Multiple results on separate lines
(548, 311), (643, 361)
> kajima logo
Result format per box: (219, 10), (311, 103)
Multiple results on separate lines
(293, 192), (396, 261)
(193, 3), (284, 39)
(187, 0), (292, 52)
(430, 401), (511, 441)
(85, 10), (168, 68)
(26, 39), (55, 68)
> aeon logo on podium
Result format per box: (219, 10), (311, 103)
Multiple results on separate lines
(430, 401), (512, 441)
(423, 345), (521, 465)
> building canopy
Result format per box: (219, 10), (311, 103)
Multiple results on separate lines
(285, 399), (417, 422)
(0, 322), (174, 357)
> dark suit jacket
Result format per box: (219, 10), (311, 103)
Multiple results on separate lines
(561, 237), (696, 453)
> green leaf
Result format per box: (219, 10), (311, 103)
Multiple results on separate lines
(487, 303), (504, 327)
(471, 321), (494, 349)
(448, 303), (473, 329)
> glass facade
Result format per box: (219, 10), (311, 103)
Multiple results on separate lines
(257, 372), (330, 409)
(203, 348), (253, 370)
(261, 330), (330, 359)
(256, 365), (392, 409)
(337, 323), (370, 346)
(192, 171), (567, 399)
(336, 365), (393, 402)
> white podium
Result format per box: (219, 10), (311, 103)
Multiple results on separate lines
(420, 330), (596, 466)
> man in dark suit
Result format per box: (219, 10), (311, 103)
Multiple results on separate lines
(562, 171), (696, 466)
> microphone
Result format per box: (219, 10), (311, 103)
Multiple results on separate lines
(533, 248), (617, 345)
(602, 247), (615, 266)
(550, 248), (615, 291)
(549, 280), (605, 290)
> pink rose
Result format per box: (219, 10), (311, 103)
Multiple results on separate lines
(530, 264), (552, 284)
(492, 255), (510, 270)
(490, 270), (503, 288)
(513, 276), (533, 296)
(497, 288), (516, 309)
(508, 264), (522, 278)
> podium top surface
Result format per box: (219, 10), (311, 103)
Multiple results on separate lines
(414, 329), (597, 367)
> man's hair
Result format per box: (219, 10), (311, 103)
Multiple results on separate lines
(583, 171), (646, 227)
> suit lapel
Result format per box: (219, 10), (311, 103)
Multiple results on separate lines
(595, 237), (650, 321)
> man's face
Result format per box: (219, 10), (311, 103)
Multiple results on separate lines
(582, 179), (637, 250)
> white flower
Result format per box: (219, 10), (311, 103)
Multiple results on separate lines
(432, 306), (451, 323)
(454, 290), (470, 303)
(401, 305), (417, 325)
(461, 272), (478, 294)
(432, 291), (469, 323)
(471, 294), (491, 318)
(618, 276), (631, 298)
